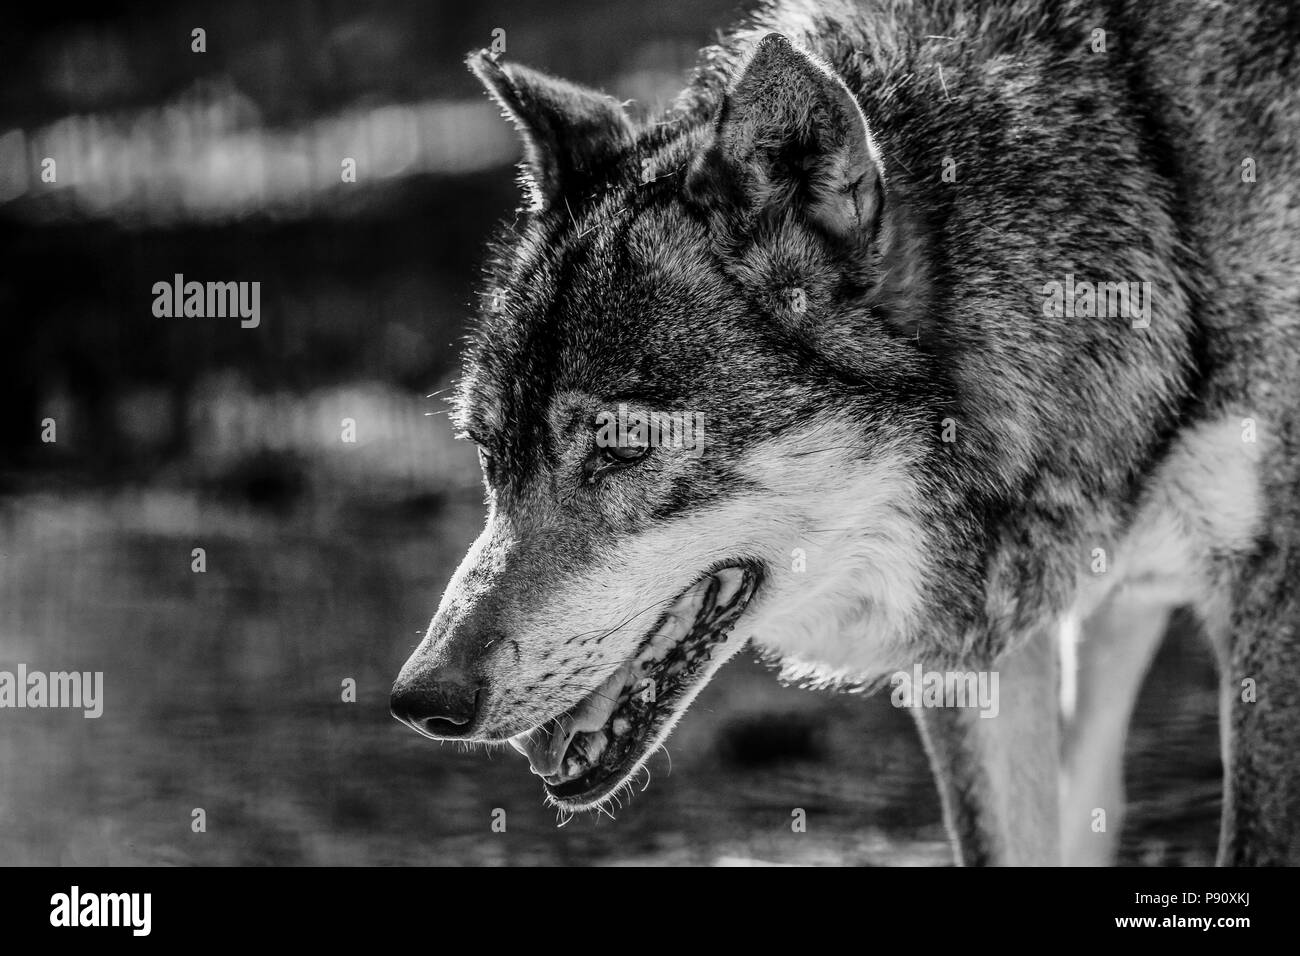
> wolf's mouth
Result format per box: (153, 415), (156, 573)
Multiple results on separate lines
(508, 563), (761, 808)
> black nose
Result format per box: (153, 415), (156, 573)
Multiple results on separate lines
(390, 673), (481, 739)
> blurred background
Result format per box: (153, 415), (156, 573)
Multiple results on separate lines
(0, 0), (1221, 865)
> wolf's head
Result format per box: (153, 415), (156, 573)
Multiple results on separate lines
(392, 34), (961, 810)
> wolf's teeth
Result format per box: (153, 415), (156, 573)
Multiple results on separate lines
(571, 663), (631, 733)
(641, 611), (691, 664)
(648, 630), (676, 658)
(573, 730), (607, 765)
(713, 568), (744, 607)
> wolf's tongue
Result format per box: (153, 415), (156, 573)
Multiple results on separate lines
(512, 714), (575, 777)
(511, 664), (630, 777)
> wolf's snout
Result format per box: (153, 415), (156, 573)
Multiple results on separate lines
(390, 668), (482, 739)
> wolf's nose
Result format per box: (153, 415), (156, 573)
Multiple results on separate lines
(390, 674), (481, 739)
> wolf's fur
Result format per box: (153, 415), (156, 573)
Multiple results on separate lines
(393, 0), (1300, 865)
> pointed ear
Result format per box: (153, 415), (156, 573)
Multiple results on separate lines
(687, 33), (884, 246)
(468, 51), (635, 211)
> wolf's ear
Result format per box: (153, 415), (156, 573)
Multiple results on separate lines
(468, 51), (635, 210)
(687, 33), (884, 246)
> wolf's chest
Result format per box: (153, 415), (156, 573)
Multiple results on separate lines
(1071, 412), (1264, 623)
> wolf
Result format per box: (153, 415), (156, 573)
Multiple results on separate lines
(392, 0), (1300, 865)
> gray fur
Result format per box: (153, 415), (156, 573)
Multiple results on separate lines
(393, 0), (1300, 865)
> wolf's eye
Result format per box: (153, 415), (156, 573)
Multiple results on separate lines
(601, 441), (649, 464)
(584, 435), (649, 481)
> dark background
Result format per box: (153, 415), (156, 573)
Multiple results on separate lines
(0, 0), (1220, 865)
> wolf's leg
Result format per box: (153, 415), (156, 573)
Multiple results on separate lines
(912, 624), (1060, 865)
(1216, 553), (1300, 865)
(1059, 595), (1170, 866)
